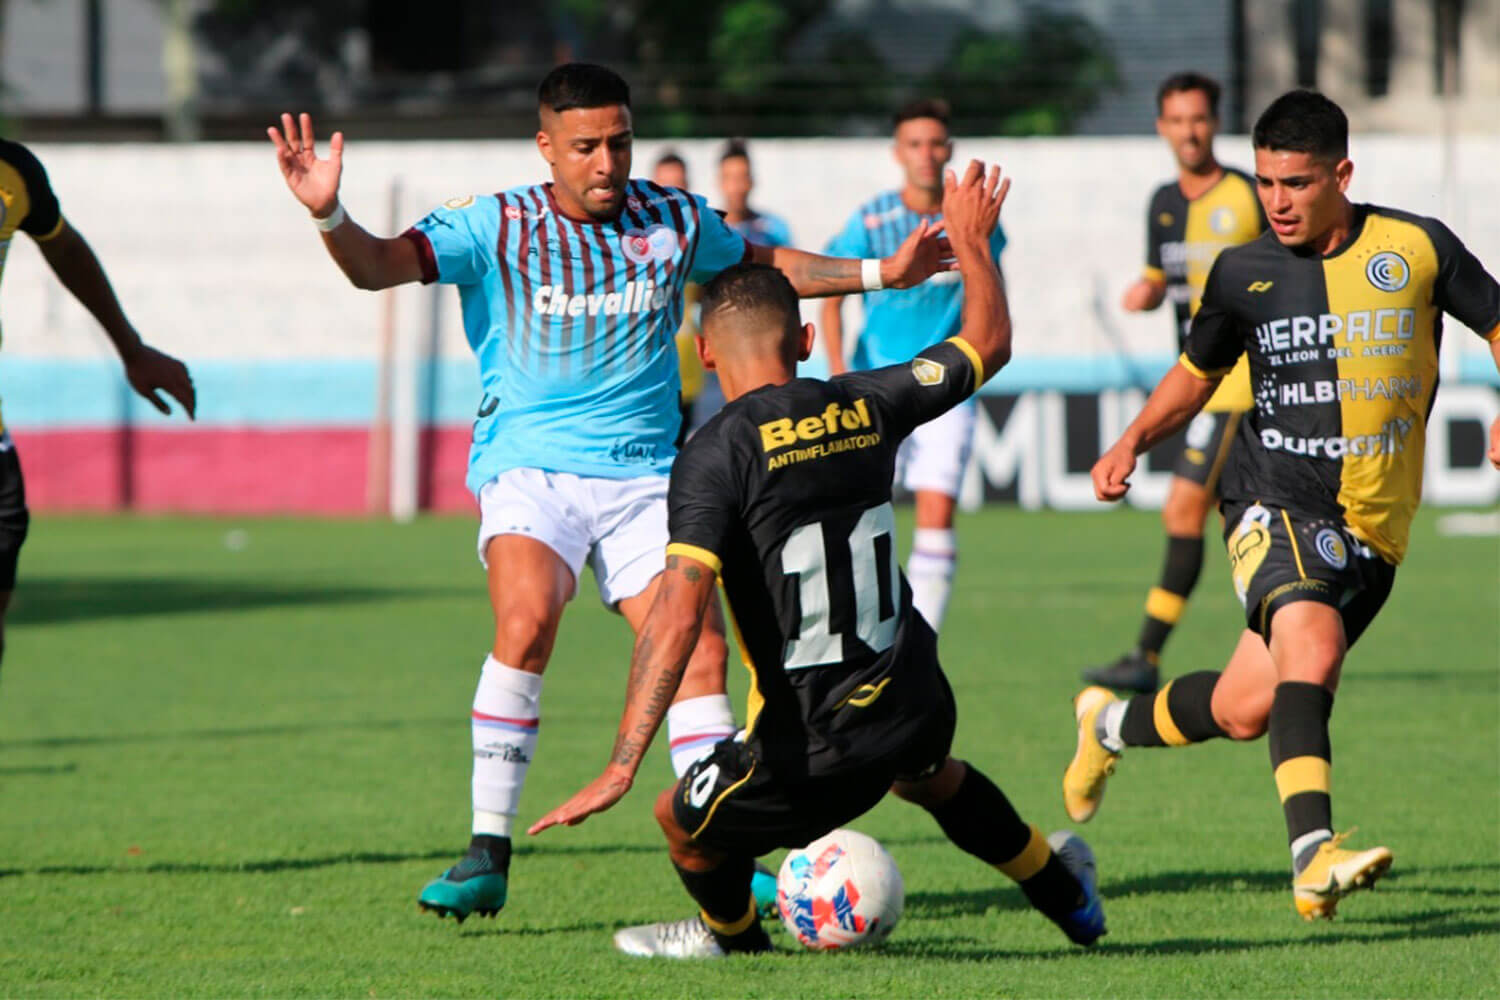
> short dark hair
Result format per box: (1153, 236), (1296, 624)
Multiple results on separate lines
(701, 263), (801, 342)
(720, 138), (750, 164)
(1252, 89), (1348, 160)
(893, 98), (951, 131)
(654, 150), (686, 170)
(538, 63), (630, 113)
(1156, 72), (1221, 117)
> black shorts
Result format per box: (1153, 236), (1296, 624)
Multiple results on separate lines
(0, 438), (28, 590)
(1222, 500), (1395, 645)
(673, 672), (956, 858)
(1173, 410), (1242, 492)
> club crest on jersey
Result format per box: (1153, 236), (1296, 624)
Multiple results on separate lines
(621, 224), (679, 264)
(1314, 528), (1349, 569)
(503, 204), (524, 221)
(911, 358), (946, 387)
(1209, 206), (1236, 234)
(626, 195), (643, 212)
(1365, 251), (1410, 293)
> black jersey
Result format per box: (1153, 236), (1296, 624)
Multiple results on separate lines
(1144, 167), (1264, 411)
(1183, 204), (1500, 564)
(666, 337), (982, 775)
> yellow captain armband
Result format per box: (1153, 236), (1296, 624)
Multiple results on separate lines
(665, 543), (721, 576)
(1178, 353), (1230, 380)
(944, 336), (985, 385)
(34, 216), (66, 242)
(1142, 266), (1166, 284)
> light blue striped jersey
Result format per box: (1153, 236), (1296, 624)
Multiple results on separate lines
(404, 181), (750, 493)
(727, 210), (793, 249)
(825, 191), (1007, 370)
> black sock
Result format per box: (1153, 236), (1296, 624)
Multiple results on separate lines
(1119, 671), (1228, 747)
(674, 856), (770, 952)
(456, 834), (511, 878)
(1267, 682), (1334, 870)
(1135, 534), (1204, 659)
(925, 765), (1085, 919)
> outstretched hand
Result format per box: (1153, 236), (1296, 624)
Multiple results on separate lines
(527, 767), (634, 836)
(124, 344), (196, 419)
(881, 218), (953, 289)
(941, 159), (1008, 252)
(268, 112), (343, 218)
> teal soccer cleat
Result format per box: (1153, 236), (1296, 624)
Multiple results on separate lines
(418, 837), (510, 923)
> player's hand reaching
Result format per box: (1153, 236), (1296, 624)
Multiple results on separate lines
(880, 217), (954, 289)
(527, 766), (634, 835)
(123, 343), (196, 419)
(268, 112), (343, 218)
(942, 159), (1009, 256)
(1092, 442), (1136, 502)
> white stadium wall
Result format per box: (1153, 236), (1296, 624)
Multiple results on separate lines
(3, 135), (1496, 513)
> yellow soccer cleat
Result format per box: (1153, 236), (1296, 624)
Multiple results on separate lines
(1292, 831), (1394, 921)
(1063, 686), (1122, 823)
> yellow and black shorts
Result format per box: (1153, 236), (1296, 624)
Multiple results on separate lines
(1221, 500), (1395, 644)
(673, 676), (955, 857)
(1172, 409), (1242, 492)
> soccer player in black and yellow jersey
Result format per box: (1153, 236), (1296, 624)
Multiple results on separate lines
(1065, 90), (1500, 920)
(531, 161), (1106, 958)
(1084, 73), (1266, 694)
(0, 139), (194, 669)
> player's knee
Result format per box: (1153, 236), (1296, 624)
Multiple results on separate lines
(892, 757), (965, 809)
(1212, 687), (1271, 740)
(1161, 487), (1209, 536)
(491, 606), (557, 669)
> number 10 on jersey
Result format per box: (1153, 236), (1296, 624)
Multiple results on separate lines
(782, 503), (901, 669)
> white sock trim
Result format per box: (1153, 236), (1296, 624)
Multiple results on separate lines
(473, 810), (514, 837)
(1291, 829), (1334, 872)
(911, 527), (957, 558)
(1099, 699), (1126, 753)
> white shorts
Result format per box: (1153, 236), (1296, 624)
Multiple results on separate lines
(896, 399), (977, 498)
(476, 468), (668, 609)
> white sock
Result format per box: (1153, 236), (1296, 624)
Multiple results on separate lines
(1097, 699), (1127, 753)
(1291, 829), (1333, 874)
(665, 693), (737, 777)
(908, 527), (957, 630)
(471, 655), (543, 837)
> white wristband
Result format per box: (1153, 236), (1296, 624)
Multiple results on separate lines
(312, 203), (347, 232)
(861, 258), (884, 292)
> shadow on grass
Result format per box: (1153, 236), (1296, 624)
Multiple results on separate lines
(0, 841), (663, 880)
(0, 762), (78, 776)
(10, 576), (472, 627)
(0, 715), (459, 749)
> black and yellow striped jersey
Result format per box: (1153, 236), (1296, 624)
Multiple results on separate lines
(0, 139), (64, 347)
(1144, 167), (1265, 411)
(1182, 204), (1500, 564)
(665, 338), (981, 775)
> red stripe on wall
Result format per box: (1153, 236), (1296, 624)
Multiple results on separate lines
(12, 426), (478, 515)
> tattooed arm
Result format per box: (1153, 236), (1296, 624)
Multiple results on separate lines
(527, 554), (718, 834)
(749, 221), (954, 298)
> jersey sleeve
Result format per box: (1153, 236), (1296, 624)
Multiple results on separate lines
(1180, 256), (1243, 378)
(8, 142), (63, 240)
(765, 214), (794, 249)
(666, 427), (742, 576)
(1143, 193), (1164, 282)
(1425, 219), (1500, 341)
(823, 208), (871, 259)
(688, 196), (751, 283)
(990, 222), (1008, 261)
(841, 337), (982, 443)
(401, 197), (497, 286)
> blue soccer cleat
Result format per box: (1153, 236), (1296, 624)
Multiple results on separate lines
(418, 840), (509, 924)
(1047, 830), (1107, 946)
(751, 861), (779, 920)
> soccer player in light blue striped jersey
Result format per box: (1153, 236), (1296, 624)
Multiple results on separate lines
(268, 63), (953, 926)
(821, 99), (1007, 632)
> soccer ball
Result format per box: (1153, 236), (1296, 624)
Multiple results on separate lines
(776, 828), (904, 950)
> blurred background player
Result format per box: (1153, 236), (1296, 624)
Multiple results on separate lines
(716, 140), (793, 250)
(532, 161), (1104, 959)
(268, 62), (951, 927)
(652, 150), (706, 443)
(1082, 72), (1266, 694)
(1072, 89), (1500, 921)
(820, 99), (1006, 632)
(0, 139), (195, 674)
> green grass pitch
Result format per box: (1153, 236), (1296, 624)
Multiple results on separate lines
(0, 508), (1495, 997)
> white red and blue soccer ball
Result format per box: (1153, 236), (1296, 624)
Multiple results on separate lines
(776, 828), (904, 950)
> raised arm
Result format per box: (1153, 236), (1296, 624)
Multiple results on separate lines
(36, 221), (195, 418)
(821, 296), (849, 375)
(528, 553), (718, 833)
(749, 220), (951, 299)
(943, 161), (1013, 379)
(1092, 363), (1218, 501)
(268, 112), (422, 291)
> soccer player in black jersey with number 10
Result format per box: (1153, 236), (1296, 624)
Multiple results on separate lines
(1066, 90), (1500, 921)
(531, 161), (1107, 958)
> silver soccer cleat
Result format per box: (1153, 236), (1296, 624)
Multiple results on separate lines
(613, 916), (727, 959)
